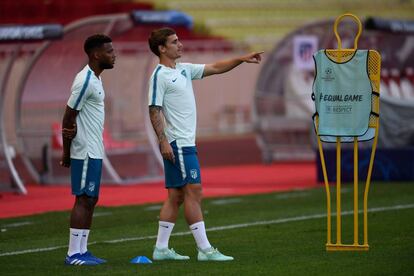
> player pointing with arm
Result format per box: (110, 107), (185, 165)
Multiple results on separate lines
(147, 27), (263, 261)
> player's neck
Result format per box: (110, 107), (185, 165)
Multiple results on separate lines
(159, 56), (176, 69)
(88, 62), (103, 77)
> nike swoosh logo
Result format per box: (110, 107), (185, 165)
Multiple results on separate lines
(191, 227), (198, 230)
(160, 225), (169, 228)
(172, 78), (177, 82)
(72, 234), (79, 237)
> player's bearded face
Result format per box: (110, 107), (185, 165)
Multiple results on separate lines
(98, 42), (116, 69)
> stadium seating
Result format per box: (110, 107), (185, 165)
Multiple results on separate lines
(142, 0), (414, 50)
(0, 0), (153, 25)
(4, 0), (412, 51)
(0, 0), (233, 50)
(381, 67), (414, 101)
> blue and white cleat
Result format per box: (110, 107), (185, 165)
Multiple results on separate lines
(64, 253), (100, 266)
(82, 251), (107, 264)
(197, 247), (234, 261)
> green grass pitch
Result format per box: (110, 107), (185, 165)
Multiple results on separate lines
(1, 182), (413, 275)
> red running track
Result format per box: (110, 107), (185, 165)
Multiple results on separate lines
(0, 163), (317, 219)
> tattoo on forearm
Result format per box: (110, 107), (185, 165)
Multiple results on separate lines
(149, 106), (167, 142)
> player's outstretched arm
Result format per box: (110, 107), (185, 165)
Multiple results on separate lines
(149, 105), (175, 163)
(203, 51), (264, 77)
(60, 106), (78, 168)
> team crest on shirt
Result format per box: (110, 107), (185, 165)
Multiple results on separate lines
(190, 169), (198, 179)
(181, 70), (187, 78)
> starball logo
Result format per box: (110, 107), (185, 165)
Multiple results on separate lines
(322, 67), (335, 81)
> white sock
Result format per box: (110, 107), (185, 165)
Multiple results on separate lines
(190, 221), (211, 250)
(80, 229), (90, 254)
(67, 228), (83, 257)
(155, 221), (175, 249)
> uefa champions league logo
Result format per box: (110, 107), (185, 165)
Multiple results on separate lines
(322, 67), (335, 81)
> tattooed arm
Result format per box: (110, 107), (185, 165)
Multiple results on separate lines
(149, 105), (175, 163)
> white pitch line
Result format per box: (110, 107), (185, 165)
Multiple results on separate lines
(275, 192), (311, 199)
(144, 205), (162, 211)
(0, 246), (65, 257)
(1, 203), (413, 257)
(93, 212), (113, 217)
(2, 221), (33, 228)
(210, 198), (243, 205)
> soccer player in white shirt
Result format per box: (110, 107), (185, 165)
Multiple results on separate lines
(60, 34), (116, 266)
(147, 27), (263, 261)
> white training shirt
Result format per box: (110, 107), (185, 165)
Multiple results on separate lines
(67, 65), (105, 159)
(148, 63), (205, 147)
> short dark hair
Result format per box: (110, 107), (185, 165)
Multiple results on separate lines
(84, 34), (112, 55)
(148, 27), (176, 56)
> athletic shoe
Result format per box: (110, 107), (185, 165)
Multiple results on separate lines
(82, 251), (107, 264)
(197, 247), (234, 261)
(64, 253), (100, 266)
(152, 247), (190, 261)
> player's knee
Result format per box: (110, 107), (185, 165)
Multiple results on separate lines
(186, 185), (203, 201)
(169, 196), (184, 207)
(176, 194), (185, 206)
(76, 195), (98, 209)
(168, 192), (184, 207)
(87, 196), (99, 208)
